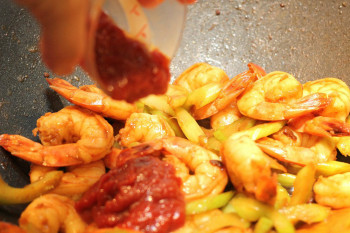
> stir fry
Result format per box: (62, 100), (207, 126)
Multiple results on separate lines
(1, 63), (350, 233)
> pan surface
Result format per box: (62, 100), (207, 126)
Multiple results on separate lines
(0, 0), (349, 224)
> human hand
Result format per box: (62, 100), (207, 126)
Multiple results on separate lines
(15, 0), (195, 76)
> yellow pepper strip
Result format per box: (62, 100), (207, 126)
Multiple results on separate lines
(189, 209), (250, 232)
(279, 203), (330, 225)
(201, 136), (222, 154)
(316, 161), (350, 177)
(183, 82), (222, 110)
(0, 170), (63, 204)
(277, 173), (296, 188)
(254, 217), (274, 233)
(274, 184), (291, 209)
(175, 107), (206, 143)
(230, 121), (286, 141)
(140, 94), (175, 116)
(213, 117), (256, 142)
(186, 191), (235, 215)
(150, 110), (185, 138)
(230, 194), (295, 233)
(289, 164), (316, 206)
(166, 84), (189, 109)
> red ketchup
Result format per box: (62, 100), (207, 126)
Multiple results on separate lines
(94, 12), (170, 103)
(75, 156), (185, 233)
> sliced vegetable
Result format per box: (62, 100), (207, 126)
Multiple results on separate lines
(277, 173), (296, 189)
(186, 191), (235, 215)
(274, 184), (291, 209)
(140, 94), (175, 116)
(166, 84), (189, 109)
(316, 161), (350, 177)
(254, 217), (274, 233)
(279, 203), (330, 225)
(183, 82), (222, 109)
(230, 121), (286, 141)
(0, 170), (63, 204)
(189, 209), (250, 232)
(230, 194), (295, 233)
(175, 107), (206, 143)
(213, 116), (256, 141)
(289, 164), (316, 206)
(150, 110), (185, 138)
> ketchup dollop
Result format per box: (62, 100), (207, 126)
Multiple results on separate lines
(75, 156), (185, 233)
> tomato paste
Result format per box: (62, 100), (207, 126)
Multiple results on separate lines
(75, 156), (185, 233)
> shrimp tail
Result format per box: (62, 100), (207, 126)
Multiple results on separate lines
(46, 78), (103, 109)
(0, 134), (44, 164)
(304, 116), (350, 137)
(248, 62), (266, 79)
(284, 93), (331, 119)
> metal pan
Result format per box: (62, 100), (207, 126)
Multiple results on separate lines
(1, 0), (350, 224)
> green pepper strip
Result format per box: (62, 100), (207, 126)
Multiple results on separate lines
(0, 170), (63, 205)
(186, 191), (235, 215)
(230, 194), (295, 233)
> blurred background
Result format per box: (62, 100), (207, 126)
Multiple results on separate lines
(0, 0), (349, 223)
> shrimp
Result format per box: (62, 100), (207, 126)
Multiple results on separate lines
(303, 78), (350, 121)
(19, 194), (87, 233)
(257, 126), (337, 166)
(191, 70), (256, 120)
(313, 172), (350, 209)
(221, 135), (278, 204)
(117, 112), (175, 147)
(256, 127), (336, 166)
(0, 106), (114, 167)
(30, 160), (105, 200)
(297, 208), (350, 233)
(116, 137), (228, 202)
(173, 63), (229, 93)
(210, 102), (242, 130)
(0, 222), (26, 233)
(236, 71), (330, 121)
(46, 78), (139, 120)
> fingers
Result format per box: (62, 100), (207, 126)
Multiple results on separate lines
(15, 0), (89, 75)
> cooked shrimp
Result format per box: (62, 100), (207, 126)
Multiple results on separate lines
(46, 78), (139, 120)
(256, 127), (336, 166)
(297, 208), (350, 233)
(30, 160), (105, 200)
(0, 106), (114, 167)
(192, 70), (256, 120)
(313, 172), (350, 209)
(117, 112), (175, 147)
(0, 222), (26, 233)
(19, 194), (86, 233)
(173, 63), (229, 92)
(116, 137), (228, 202)
(210, 102), (242, 130)
(247, 62), (266, 80)
(303, 78), (350, 121)
(221, 135), (277, 204)
(237, 71), (330, 121)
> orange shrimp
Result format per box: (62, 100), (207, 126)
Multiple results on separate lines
(221, 135), (278, 204)
(191, 70), (256, 120)
(30, 160), (105, 200)
(237, 71), (330, 121)
(256, 126), (336, 166)
(46, 78), (139, 120)
(0, 106), (114, 167)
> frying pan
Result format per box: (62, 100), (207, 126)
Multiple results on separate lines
(1, 0), (350, 224)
